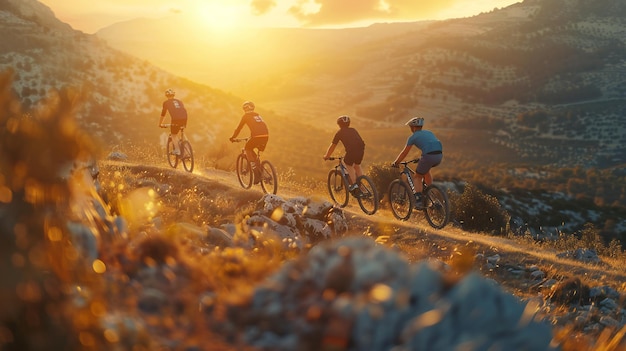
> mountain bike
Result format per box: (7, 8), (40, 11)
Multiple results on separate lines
(388, 159), (449, 229)
(232, 138), (278, 194)
(162, 124), (194, 173)
(326, 156), (378, 215)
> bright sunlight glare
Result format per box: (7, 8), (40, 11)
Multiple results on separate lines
(191, 2), (251, 30)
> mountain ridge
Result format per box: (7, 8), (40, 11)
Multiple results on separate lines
(95, 0), (626, 170)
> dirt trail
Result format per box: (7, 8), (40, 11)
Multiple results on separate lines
(101, 160), (626, 290)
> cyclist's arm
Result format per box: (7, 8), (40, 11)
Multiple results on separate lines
(230, 117), (246, 139)
(392, 145), (412, 166)
(323, 142), (337, 160)
(159, 102), (169, 126)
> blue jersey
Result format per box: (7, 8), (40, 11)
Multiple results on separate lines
(406, 130), (442, 154)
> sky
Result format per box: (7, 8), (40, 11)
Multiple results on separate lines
(39, 0), (521, 34)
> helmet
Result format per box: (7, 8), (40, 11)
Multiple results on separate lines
(165, 89), (175, 98)
(405, 117), (424, 127)
(337, 115), (350, 127)
(242, 101), (255, 112)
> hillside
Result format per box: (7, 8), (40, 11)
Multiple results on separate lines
(97, 0), (626, 169)
(0, 0), (344, 183)
(2, 28), (626, 349)
(93, 0), (626, 239)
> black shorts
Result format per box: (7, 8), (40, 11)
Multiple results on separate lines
(171, 119), (187, 134)
(344, 148), (364, 166)
(246, 135), (268, 153)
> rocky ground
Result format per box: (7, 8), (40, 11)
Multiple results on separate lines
(95, 160), (626, 350)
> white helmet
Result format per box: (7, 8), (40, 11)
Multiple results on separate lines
(242, 101), (255, 112)
(336, 115), (350, 127)
(165, 89), (175, 98)
(405, 117), (424, 127)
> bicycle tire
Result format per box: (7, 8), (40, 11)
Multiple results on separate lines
(388, 179), (413, 220)
(166, 137), (178, 168)
(181, 141), (194, 173)
(327, 169), (349, 207)
(424, 184), (450, 229)
(259, 160), (278, 194)
(236, 153), (253, 189)
(355, 175), (378, 215)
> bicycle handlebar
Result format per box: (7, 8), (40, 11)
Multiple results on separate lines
(231, 138), (250, 143)
(325, 156), (344, 161)
(393, 158), (419, 168)
(399, 158), (419, 165)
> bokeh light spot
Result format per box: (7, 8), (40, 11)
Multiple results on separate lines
(370, 283), (393, 303)
(271, 207), (284, 221)
(92, 259), (106, 273)
(413, 309), (444, 329)
(104, 329), (120, 343)
(47, 226), (63, 242)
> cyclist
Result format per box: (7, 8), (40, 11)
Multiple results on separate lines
(159, 89), (188, 156)
(229, 101), (269, 184)
(323, 115), (366, 194)
(391, 117), (443, 207)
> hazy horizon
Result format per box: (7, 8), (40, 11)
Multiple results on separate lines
(39, 0), (520, 34)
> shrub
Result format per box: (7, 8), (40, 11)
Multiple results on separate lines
(367, 163), (400, 202)
(450, 183), (510, 235)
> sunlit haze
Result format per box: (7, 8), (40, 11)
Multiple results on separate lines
(39, 0), (521, 33)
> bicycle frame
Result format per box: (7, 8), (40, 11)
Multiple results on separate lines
(162, 123), (187, 144)
(232, 137), (261, 162)
(332, 157), (352, 186)
(163, 123), (194, 172)
(326, 156), (379, 214)
(232, 137), (278, 194)
(400, 161), (421, 193)
(389, 158), (449, 228)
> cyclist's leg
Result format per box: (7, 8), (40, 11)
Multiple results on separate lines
(343, 151), (358, 185)
(353, 163), (363, 179)
(170, 124), (182, 154)
(415, 153), (443, 191)
(423, 172), (433, 187)
(245, 137), (267, 166)
(413, 172), (425, 193)
(246, 137), (266, 183)
(243, 140), (256, 164)
(352, 148), (365, 180)
(417, 153), (443, 186)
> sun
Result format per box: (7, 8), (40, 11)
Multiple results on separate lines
(189, 2), (248, 30)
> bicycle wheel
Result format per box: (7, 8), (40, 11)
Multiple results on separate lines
(355, 175), (378, 215)
(327, 169), (349, 207)
(181, 141), (194, 173)
(166, 137), (178, 168)
(259, 160), (278, 194)
(423, 184), (450, 229)
(236, 153), (253, 189)
(388, 179), (413, 220)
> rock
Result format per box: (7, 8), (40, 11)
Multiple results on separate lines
(240, 194), (348, 249)
(530, 270), (546, 280)
(206, 227), (233, 247)
(108, 151), (128, 161)
(235, 237), (555, 351)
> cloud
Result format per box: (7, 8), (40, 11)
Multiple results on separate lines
(251, 0), (277, 15)
(287, 0), (457, 26)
